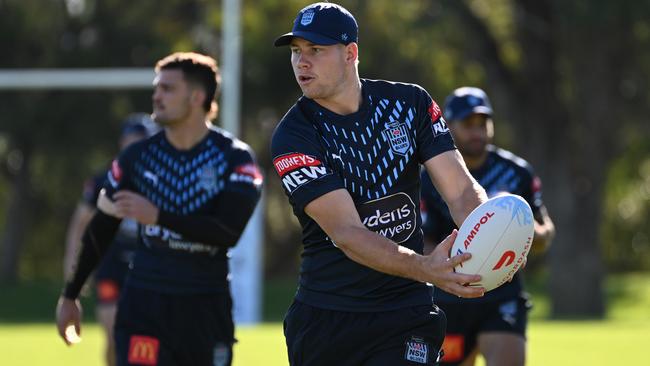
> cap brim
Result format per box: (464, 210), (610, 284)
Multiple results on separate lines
(274, 31), (340, 47)
(472, 106), (492, 116)
(447, 106), (493, 122)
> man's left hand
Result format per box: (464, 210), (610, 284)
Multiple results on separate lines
(113, 190), (159, 225)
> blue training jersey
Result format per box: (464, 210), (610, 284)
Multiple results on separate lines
(420, 144), (545, 303)
(103, 126), (262, 294)
(271, 78), (456, 312)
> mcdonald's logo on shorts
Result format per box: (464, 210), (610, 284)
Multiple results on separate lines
(128, 335), (159, 365)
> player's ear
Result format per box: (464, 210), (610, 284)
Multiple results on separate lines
(345, 42), (358, 64)
(191, 88), (206, 108)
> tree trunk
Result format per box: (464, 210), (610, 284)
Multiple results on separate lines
(0, 149), (31, 283)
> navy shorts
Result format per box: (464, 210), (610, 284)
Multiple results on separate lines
(284, 300), (446, 366)
(94, 246), (133, 305)
(437, 294), (532, 365)
(114, 286), (234, 366)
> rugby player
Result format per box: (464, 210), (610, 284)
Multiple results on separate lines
(272, 3), (488, 365)
(420, 87), (555, 366)
(56, 52), (262, 366)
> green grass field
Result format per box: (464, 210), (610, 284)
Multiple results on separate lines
(1, 273), (649, 365)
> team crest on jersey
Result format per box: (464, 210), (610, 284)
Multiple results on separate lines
(383, 122), (411, 156)
(199, 164), (218, 191)
(404, 337), (429, 364)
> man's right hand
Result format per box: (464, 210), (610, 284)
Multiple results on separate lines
(55, 296), (83, 345)
(422, 229), (485, 298)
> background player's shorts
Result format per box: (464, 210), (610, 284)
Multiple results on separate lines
(284, 300), (446, 366)
(94, 246), (133, 305)
(437, 293), (532, 365)
(95, 278), (122, 304)
(114, 286), (234, 366)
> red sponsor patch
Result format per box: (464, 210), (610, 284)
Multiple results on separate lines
(531, 176), (542, 193)
(273, 153), (321, 176)
(128, 335), (159, 365)
(234, 163), (263, 184)
(96, 279), (120, 303)
(428, 101), (442, 122)
(441, 334), (464, 362)
(110, 159), (122, 183)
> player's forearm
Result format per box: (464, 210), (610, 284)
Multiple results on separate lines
(448, 181), (487, 227)
(63, 211), (120, 299)
(62, 204), (94, 279)
(156, 191), (259, 248)
(531, 220), (555, 254)
(332, 226), (428, 283)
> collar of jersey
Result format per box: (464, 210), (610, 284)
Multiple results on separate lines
(301, 80), (371, 125)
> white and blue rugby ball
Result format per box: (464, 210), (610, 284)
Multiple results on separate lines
(451, 193), (534, 292)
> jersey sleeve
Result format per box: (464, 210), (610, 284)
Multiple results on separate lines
(271, 117), (344, 215)
(223, 143), (264, 198)
(81, 174), (104, 207)
(102, 145), (139, 200)
(414, 87), (456, 163)
(525, 173), (545, 220)
(510, 158), (543, 218)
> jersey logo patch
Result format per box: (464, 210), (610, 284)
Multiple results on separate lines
(428, 101), (442, 121)
(273, 153), (321, 175)
(357, 192), (416, 243)
(230, 163), (263, 186)
(383, 122), (411, 156)
(128, 335), (159, 365)
(108, 159), (122, 188)
(404, 337), (429, 364)
(431, 117), (450, 136)
(199, 164), (218, 191)
(273, 153), (330, 194)
(213, 342), (231, 366)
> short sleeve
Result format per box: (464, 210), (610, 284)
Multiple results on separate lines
(414, 88), (456, 163)
(526, 173), (545, 218)
(271, 118), (344, 214)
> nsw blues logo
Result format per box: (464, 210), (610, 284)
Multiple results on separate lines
(404, 337), (429, 364)
(300, 10), (315, 25)
(383, 122), (411, 156)
(199, 164), (218, 191)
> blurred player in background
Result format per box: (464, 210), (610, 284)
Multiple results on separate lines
(420, 87), (555, 366)
(63, 113), (153, 366)
(272, 3), (488, 365)
(56, 52), (263, 366)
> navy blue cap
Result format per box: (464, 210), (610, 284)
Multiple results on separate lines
(120, 113), (157, 137)
(274, 2), (358, 47)
(443, 87), (493, 122)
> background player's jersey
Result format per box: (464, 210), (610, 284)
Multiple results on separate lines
(271, 79), (455, 312)
(104, 126), (262, 294)
(420, 145), (544, 303)
(83, 173), (138, 280)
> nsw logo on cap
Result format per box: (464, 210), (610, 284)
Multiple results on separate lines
(301, 10), (315, 25)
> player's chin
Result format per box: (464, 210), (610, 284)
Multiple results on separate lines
(300, 86), (323, 99)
